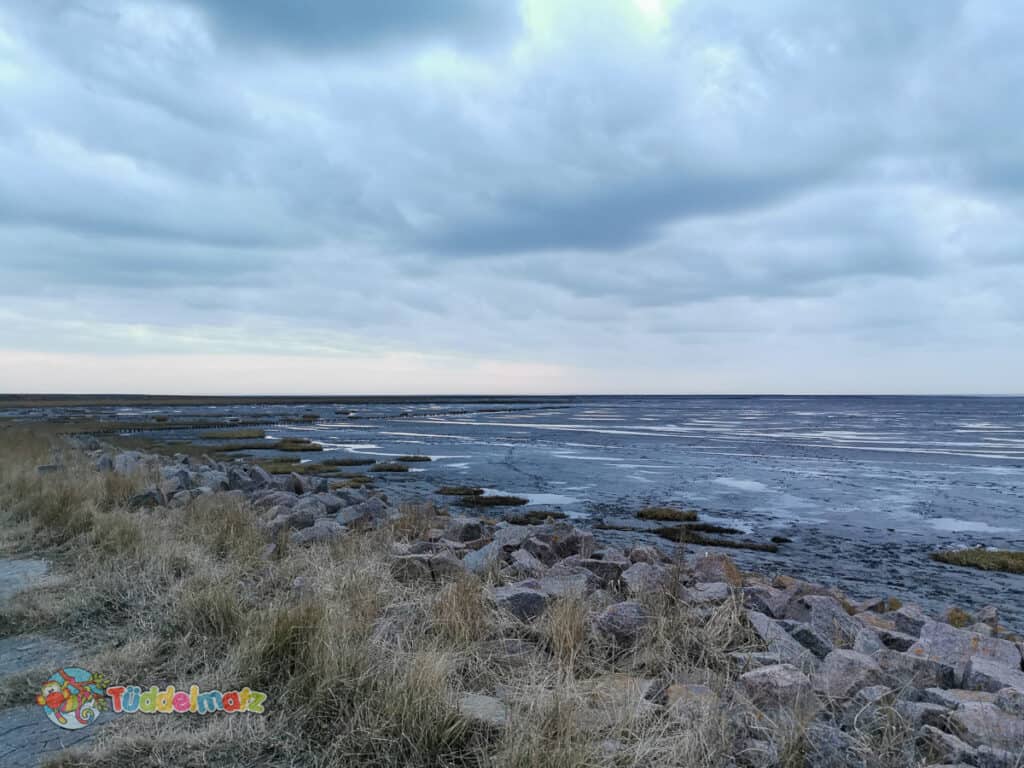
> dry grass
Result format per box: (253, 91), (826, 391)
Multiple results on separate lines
(203, 428), (267, 440)
(0, 423), (936, 768)
(931, 548), (1024, 574)
(636, 506), (698, 522)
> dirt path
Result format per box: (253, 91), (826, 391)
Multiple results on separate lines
(0, 558), (112, 768)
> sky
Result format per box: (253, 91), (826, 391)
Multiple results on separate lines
(0, 0), (1022, 395)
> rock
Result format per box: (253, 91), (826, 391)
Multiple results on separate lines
(947, 702), (1024, 751)
(95, 454), (115, 472)
(787, 622), (835, 659)
(249, 465), (274, 487)
(854, 627), (884, 655)
(813, 649), (885, 700)
(227, 466), (256, 491)
(893, 604), (930, 636)
(995, 687), (1024, 717)
(458, 693), (508, 729)
(747, 611), (818, 669)
(293, 496), (329, 520)
(254, 490), (298, 509)
(337, 497), (387, 526)
(391, 553), (463, 583)
(575, 557), (625, 586)
(803, 723), (860, 768)
(508, 548), (547, 579)
(908, 621), (1022, 679)
(874, 649), (957, 689)
(621, 562), (669, 598)
(462, 541), (504, 574)
(531, 522), (594, 559)
(577, 674), (659, 726)
(595, 601), (649, 645)
(445, 516), (483, 543)
(197, 470), (230, 491)
(307, 493), (343, 515)
(490, 583), (548, 621)
(114, 451), (144, 475)
(785, 595), (860, 649)
(683, 581), (732, 606)
(739, 664), (813, 711)
(516, 536), (555, 566)
(628, 544), (661, 564)
(693, 553), (742, 587)
(128, 487), (165, 509)
(877, 628), (917, 652)
(921, 687), (998, 710)
(917, 726), (979, 766)
(744, 585), (790, 618)
(977, 605), (999, 630)
(895, 700), (954, 729)
(536, 568), (601, 598)
(285, 472), (307, 494)
(290, 519), (345, 545)
(963, 657), (1024, 694)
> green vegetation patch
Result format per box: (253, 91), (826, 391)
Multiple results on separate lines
(204, 428), (267, 440)
(370, 462), (411, 473)
(636, 506), (699, 522)
(930, 548), (1024, 575)
(503, 509), (568, 525)
(457, 494), (529, 508)
(436, 486), (484, 497)
(654, 525), (778, 553)
(276, 438), (323, 452)
(396, 455), (432, 462)
(321, 456), (377, 467)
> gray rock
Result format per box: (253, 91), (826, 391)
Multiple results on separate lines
(854, 627), (884, 655)
(684, 581), (732, 606)
(286, 472), (307, 494)
(995, 687), (1024, 717)
(747, 610), (819, 669)
(337, 497), (387, 526)
(490, 583), (548, 621)
(963, 657), (1024, 694)
(621, 562), (669, 598)
(693, 553), (742, 587)
(537, 567), (601, 597)
(128, 487), (165, 509)
(785, 595), (860, 649)
(309, 492), (343, 514)
(739, 663), (814, 711)
(391, 552), (463, 582)
(462, 541), (505, 574)
(595, 601), (649, 645)
(509, 548), (546, 579)
(522, 536), (558, 565)
(916, 725), (979, 766)
(628, 544), (661, 564)
(894, 700), (948, 729)
(877, 627), (917, 652)
(95, 454), (115, 472)
(575, 557), (625, 586)
(458, 693), (508, 728)
(893, 604), (930, 636)
(874, 649), (957, 689)
(293, 496), (329, 520)
(946, 702), (1024, 751)
(744, 584), (790, 618)
(249, 465), (274, 487)
(114, 451), (144, 475)
(921, 687), (998, 710)
(445, 516), (483, 543)
(227, 466), (256, 491)
(788, 622), (835, 659)
(290, 519), (346, 545)
(813, 649), (886, 700)
(908, 621), (1022, 678)
(254, 490), (299, 509)
(197, 470), (230, 491)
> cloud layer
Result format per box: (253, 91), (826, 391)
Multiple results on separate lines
(0, 0), (1022, 393)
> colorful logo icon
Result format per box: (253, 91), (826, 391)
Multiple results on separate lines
(37, 668), (109, 730)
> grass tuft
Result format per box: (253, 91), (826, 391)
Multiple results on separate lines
(637, 506), (698, 522)
(930, 548), (1024, 574)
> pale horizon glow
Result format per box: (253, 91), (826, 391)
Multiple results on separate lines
(1, 1), (1022, 395)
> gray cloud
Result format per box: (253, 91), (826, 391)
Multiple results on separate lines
(0, 0), (1022, 392)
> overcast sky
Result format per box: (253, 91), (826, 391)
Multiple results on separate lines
(1, 0), (1022, 394)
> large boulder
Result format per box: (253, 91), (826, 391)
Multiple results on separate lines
(445, 516), (484, 543)
(813, 650), (885, 700)
(785, 596), (860, 649)
(963, 657), (1024, 694)
(739, 664), (813, 711)
(747, 611), (819, 669)
(290, 519), (346, 545)
(908, 621), (1022, 679)
(490, 583), (548, 621)
(693, 553), (742, 587)
(197, 470), (230, 491)
(595, 601), (648, 646)
(946, 702), (1024, 752)
(508, 548), (546, 579)
(337, 497), (387, 526)
(621, 562), (670, 598)
(462, 541), (505, 575)
(873, 649), (957, 689)
(391, 553), (463, 583)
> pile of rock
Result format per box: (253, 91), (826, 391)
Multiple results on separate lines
(94, 447), (1023, 765)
